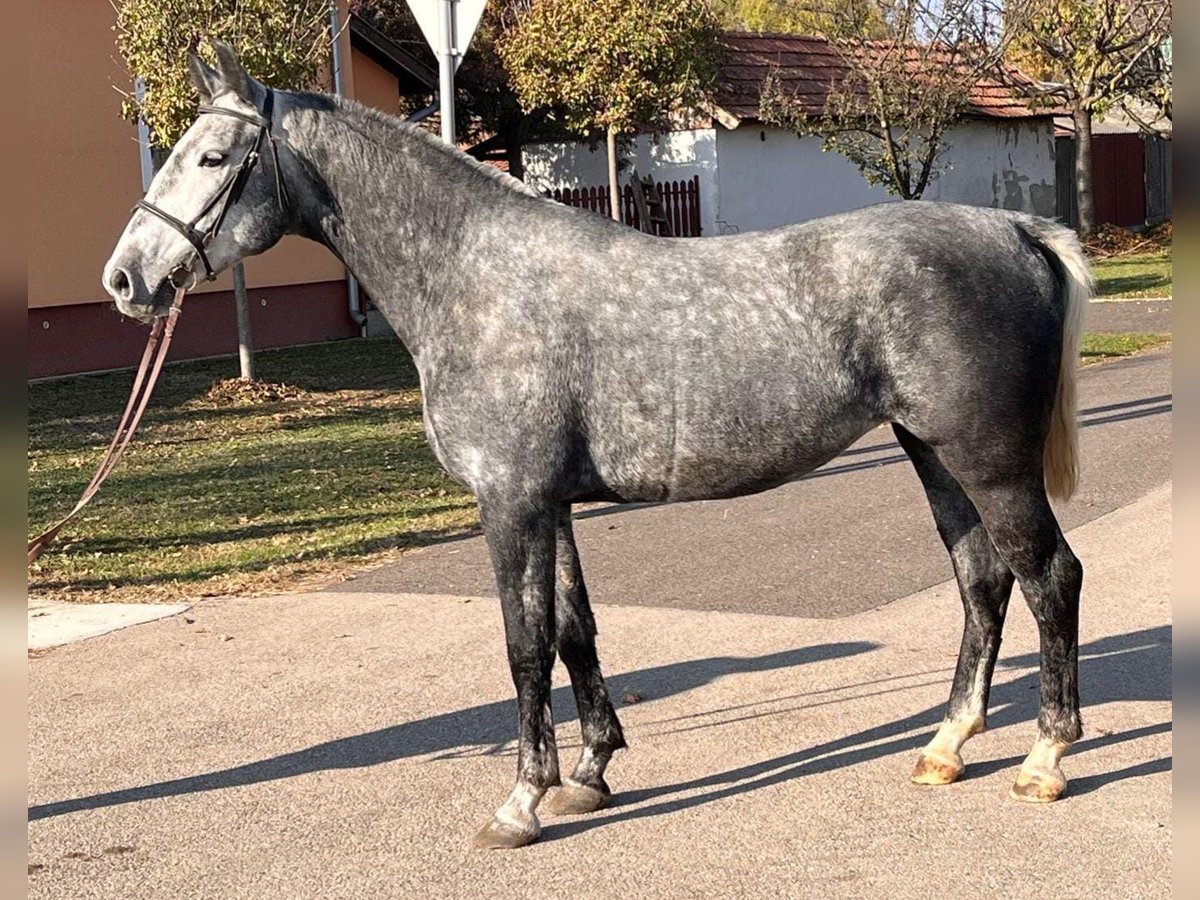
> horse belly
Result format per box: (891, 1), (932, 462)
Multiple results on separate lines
(588, 403), (877, 504)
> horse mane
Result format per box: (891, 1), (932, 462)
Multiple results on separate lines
(289, 90), (542, 199)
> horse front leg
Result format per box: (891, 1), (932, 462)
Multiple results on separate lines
(473, 496), (560, 850)
(543, 506), (626, 816)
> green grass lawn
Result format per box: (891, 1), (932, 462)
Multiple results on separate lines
(1092, 250), (1172, 299)
(28, 339), (477, 604)
(28, 330), (1171, 603)
(1079, 332), (1171, 364)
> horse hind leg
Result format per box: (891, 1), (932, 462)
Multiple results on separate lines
(928, 437), (1083, 802)
(542, 506), (627, 816)
(968, 479), (1083, 802)
(895, 426), (1014, 786)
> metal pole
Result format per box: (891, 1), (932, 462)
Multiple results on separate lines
(438, 0), (457, 145)
(233, 262), (255, 381)
(328, 0), (367, 336)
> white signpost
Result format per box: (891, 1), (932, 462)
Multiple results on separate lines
(405, 0), (487, 145)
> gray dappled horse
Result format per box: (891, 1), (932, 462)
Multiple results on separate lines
(104, 45), (1092, 849)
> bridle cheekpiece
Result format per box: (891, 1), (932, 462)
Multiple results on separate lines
(135, 89), (290, 290)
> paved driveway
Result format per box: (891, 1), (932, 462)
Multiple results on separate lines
(27, 487), (1172, 899)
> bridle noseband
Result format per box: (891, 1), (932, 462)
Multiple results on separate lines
(135, 89), (290, 289)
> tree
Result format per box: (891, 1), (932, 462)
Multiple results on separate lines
(1003, 0), (1172, 235)
(1121, 35), (1171, 135)
(498, 0), (722, 220)
(351, 1), (560, 177)
(760, 0), (1024, 201)
(712, 0), (889, 35)
(114, 0), (335, 378)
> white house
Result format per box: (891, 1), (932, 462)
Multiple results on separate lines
(522, 33), (1059, 235)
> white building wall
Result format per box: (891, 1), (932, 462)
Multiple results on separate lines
(715, 118), (1057, 233)
(522, 130), (721, 235)
(923, 119), (1058, 217)
(523, 118), (1057, 237)
(713, 125), (891, 232)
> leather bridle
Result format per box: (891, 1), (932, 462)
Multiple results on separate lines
(134, 89), (289, 289)
(28, 91), (290, 566)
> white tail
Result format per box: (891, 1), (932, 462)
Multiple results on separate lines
(1020, 220), (1093, 502)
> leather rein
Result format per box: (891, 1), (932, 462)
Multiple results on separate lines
(28, 91), (288, 566)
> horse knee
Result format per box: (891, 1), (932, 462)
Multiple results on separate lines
(1023, 541), (1082, 624)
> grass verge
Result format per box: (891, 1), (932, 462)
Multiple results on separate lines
(29, 331), (1171, 603)
(1080, 332), (1170, 364)
(28, 339), (477, 604)
(1092, 250), (1172, 299)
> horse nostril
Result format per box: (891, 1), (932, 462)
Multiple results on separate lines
(108, 267), (133, 300)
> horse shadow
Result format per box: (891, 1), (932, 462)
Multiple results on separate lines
(29, 626), (1170, 830)
(28, 641), (876, 822)
(540, 624), (1172, 841)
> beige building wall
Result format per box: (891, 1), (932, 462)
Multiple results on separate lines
(28, 0), (355, 311)
(354, 52), (403, 117)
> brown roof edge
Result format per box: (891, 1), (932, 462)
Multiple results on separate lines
(712, 30), (1056, 126)
(349, 14), (438, 92)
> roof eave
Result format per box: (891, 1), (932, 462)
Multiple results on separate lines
(708, 104), (743, 130)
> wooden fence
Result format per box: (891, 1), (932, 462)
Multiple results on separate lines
(546, 175), (703, 236)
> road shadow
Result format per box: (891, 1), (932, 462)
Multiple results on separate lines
(538, 624), (1171, 842)
(31, 626), (1170, 828)
(28, 641), (876, 822)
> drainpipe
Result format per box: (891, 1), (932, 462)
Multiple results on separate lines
(408, 94), (440, 124)
(329, 1), (368, 336)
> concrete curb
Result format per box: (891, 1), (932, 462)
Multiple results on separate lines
(28, 600), (191, 651)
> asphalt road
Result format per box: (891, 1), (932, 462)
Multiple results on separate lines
(331, 348), (1172, 618)
(1085, 298), (1171, 334)
(27, 486), (1172, 899)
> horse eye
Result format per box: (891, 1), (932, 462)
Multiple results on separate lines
(199, 151), (226, 168)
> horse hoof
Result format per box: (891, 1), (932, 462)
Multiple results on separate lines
(1009, 766), (1067, 803)
(543, 782), (611, 816)
(910, 749), (964, 785)
(471, 815), (541, 850)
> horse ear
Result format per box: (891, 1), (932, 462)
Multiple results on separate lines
(187, 50), (219, 103)
(211, 40), (252, 101)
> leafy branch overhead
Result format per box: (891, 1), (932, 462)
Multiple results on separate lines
(994, 0), (1171, 234)
(497, 0), (723, 137)
(1009, 0), (1171, 122)
(760, 0), (1026, 201)
(114, 0), (334, 147)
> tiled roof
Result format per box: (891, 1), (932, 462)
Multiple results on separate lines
(713, 32), (1051, 126)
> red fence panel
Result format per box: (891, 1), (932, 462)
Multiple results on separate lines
(546, 175), (703, 236)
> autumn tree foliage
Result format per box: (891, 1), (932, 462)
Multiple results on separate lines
(1005, 0), (1172, 234)
(498, 0), (722, 219)
(760, 0), (1023, 200)
(115, 0), (334, 147)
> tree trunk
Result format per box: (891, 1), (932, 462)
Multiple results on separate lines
(1073, 105), (1097, 237)
(606, 127), (621, 221)
(233, 262), (255, 381)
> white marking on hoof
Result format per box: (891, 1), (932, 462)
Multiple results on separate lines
(472, 814), (540, 850)
(911, 748), (965, 785)
(473, 780), (545, 849)
(543, 779), (611, 816)
(911, 715), (983, 785)
(1010, 738), (1069, 803)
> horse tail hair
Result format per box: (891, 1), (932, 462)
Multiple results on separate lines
(1018, 217), (1093, 502)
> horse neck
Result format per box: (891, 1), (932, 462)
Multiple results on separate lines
(282, 96), (525, 355)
